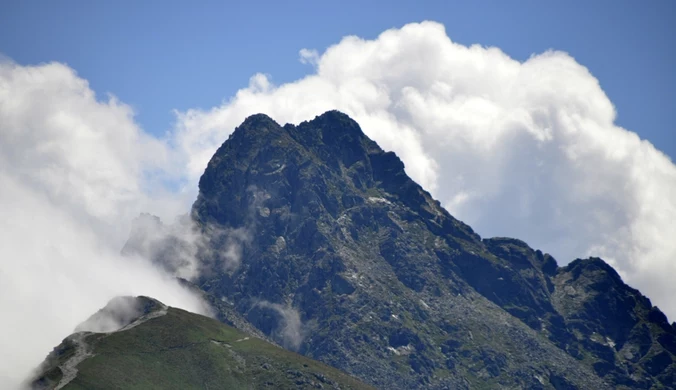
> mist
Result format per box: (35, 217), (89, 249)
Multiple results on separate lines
(0, 60), (208, 389)
(255, 301), (305, 351)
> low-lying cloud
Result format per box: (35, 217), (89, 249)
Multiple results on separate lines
(0, 60), (206, 389)
(122, 212), (253, 280)
(74, 296), (159, 334)
(255, 301), (305, 351)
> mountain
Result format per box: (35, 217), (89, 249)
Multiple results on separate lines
(29, 296), (373, 390)
(128, 111), (675, 389)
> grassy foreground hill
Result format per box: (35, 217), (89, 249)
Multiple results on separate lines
(30, 296), (372, 390)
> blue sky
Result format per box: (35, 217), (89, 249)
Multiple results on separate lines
(1, 0), (674, 159)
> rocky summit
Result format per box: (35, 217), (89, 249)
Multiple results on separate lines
(129, 111), (675, 389)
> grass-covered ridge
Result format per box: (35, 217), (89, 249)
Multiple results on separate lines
(31, 298), (372, 390)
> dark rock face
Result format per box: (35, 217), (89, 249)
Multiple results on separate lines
(136, 111), (675, 389)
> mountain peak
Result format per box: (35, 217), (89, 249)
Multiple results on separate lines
(228, 113), (285, 144)
(564, 257), (624, 284)
(75, 296), (166, 333)
(194, 111), (477, 237)
(305, 110), (362, 132)
(314, 109), (352, 120)
(138, 112), (676, 389)
(239, 113), (280, 129)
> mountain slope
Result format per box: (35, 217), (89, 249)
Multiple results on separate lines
(30, 296), (372, 390)
(130, 111), (675, 389)
(471, 238), (676, 388)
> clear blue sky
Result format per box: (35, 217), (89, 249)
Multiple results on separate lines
(1, 0), (674, 159)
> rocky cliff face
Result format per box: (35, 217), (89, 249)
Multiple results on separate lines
(136, 111), (675, 389)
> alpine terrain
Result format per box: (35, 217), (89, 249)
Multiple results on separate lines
(34, 111), (676, 389)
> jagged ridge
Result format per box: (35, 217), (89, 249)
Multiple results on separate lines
(128, 111), (675, 389)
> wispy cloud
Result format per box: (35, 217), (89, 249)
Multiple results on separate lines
(122, 212), (254, 280)
(254, 301), (305, 351)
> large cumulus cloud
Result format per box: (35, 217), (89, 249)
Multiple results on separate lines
(174, 22), (676, 320)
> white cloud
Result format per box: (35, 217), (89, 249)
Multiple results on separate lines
(0, 60), (206, 389)
(299, 48), (320, 67)
(122, 213), (254, 280)
(172, 21), (676, 321)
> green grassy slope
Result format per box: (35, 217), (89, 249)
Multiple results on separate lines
(33, 304), (372, 390)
